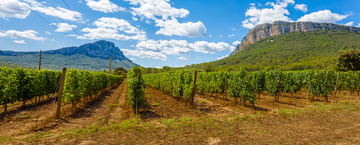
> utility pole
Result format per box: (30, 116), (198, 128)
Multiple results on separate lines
(109, 57), (112, 74)
(38, 50), (42, 70)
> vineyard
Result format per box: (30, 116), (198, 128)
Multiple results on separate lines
(143, 69), (360, 107)
(0, 67), (123, 112)
(1, 67), (360, 144)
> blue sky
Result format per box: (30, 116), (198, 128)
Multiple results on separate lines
(0, 0), (359, 68)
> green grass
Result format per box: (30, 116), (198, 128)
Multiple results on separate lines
(151, 102), (159, 106)
(159, 117), (177, 126)
(108, 104), (118, 107)
(0, 136), (12, 144)
(20, 113), (31, 119)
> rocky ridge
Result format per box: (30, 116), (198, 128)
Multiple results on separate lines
(0, 40), (130, 61)
(231, 21), (360, 55)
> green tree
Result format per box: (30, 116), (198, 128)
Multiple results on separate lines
(113, 67), (127, 76)
(204, 63), (215, 72)
(336, 49), (360, 71)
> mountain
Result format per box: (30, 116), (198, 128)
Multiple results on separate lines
(0, 40), (137, 71)
(184, 30), (360, 71)
(231, 21), (360, 55)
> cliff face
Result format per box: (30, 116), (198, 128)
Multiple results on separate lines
(231, 21), (360, 55)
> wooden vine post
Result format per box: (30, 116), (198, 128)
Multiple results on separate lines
(109, 57), (112, 74)
(134, 68), (138, 116)
(56, 68), (67, 119)
(224, 73), (228, 100)
(307, 72), (313, 100)
(190, 71), (198, 107)
(274, 71), (282, 102)
(334, 71), (340, 98)
(38, 50), (42, 70)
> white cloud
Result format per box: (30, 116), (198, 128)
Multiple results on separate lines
(52, 23), (77, 32)
(294, 4), (308, 13)
(125, 0), (189, 20)
(136, 39), (235, 55)
(232, 40), (241, 46)
(216, 55), (229, 60)
(121, 49), (167, 60)
(136, 39), (190, 55)
(129, 58), (136, 61)
(357, 24), (360, 27)
(250, 3), (255, 6)
(145, 19), (151, 24)
(13, 40), (26, 44)
(126, 0), (206, 37)
(219, 35), (223, 37)
(190, 41), (234, 54)
(24, 0), (82, 21)
(297, 10), (349, 23)
(155, 18), (207, 37)
(345, 21), (354, 26)
(0, 0), (30, 19)
(0, 30), (45, 40)
(209, 35), (212, 37)
(178, 56), (187, 60)
(85, 0), (125, 13)
(80, 17), (147, 40)
(228, 33), (235, 38)
(45, 31), (51, 35)
(132, 17), (138, 21)
(242, 0), (295, 29)
(124, 39), (234, 61)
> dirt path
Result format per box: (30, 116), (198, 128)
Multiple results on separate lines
(54, 80), (130, 130)
(0, 99), (58, 136)
(107, 80), (132, 124)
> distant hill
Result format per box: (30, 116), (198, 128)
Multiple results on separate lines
(185, 30), (360, 71)
(231, 21), (360, 55)
(0, 40), (137, 71)
(0, 60), (36, 69)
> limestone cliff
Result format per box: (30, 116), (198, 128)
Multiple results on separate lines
(231, 21), (360, 55)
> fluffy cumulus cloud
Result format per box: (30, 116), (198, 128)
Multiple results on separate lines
(79, 17), (146, 40)
(155, 18), (207, 37)
(216, 55), (229, 60)
(232, 40), (241, 46)
(13, 40), (26, 44)
(178, 56), (187, 60)
(122, 39), (234, 60)
(294, 4), (307, 13)
(85, 0), (125, 13)
(297, 10), (349, 23)
(125, 0), (189, 20)
(0, 30), (45, 40)
(242, 0), (295, 29)
(345, 21), (354, 26)
(51, 23), (77, 32)
(0, 0), (30, 19)
(357, 24), (360, 27)
(121, 49), (167, 61)
(136, 39), (191, 55)
(24, 0), (82, 21)
(125, 0), (206, 37)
